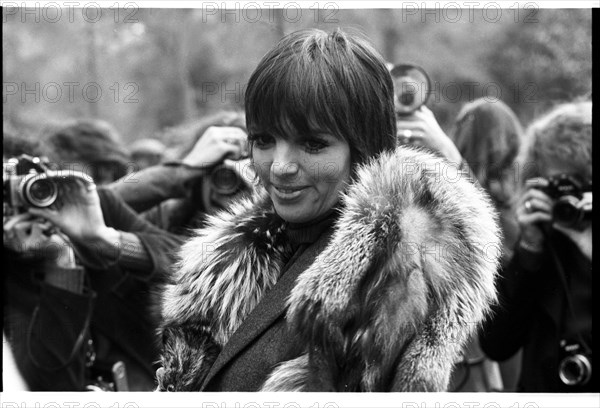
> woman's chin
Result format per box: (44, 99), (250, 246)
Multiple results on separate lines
(273, 205), (312, 224)
(275, 209), (305, 223)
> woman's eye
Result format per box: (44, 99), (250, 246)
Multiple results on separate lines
(249, 133), (274, 148)
(304, 139), (327, 153)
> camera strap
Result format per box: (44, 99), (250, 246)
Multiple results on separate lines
(547, 240), (592, 354)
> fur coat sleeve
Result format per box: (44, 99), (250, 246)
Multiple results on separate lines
(157, 146), (501, 392)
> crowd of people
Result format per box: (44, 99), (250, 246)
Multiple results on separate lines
(3, 28), (593, 393)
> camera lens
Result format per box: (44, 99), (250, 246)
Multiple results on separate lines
(22, 175), (58, 208)
(390, 64), (431, 116)
(559, 354), (592, 386)
(210, 165), (241, 196)
(399, 90), (416, 107)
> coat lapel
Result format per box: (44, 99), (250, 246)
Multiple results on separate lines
(201, 229), (334, 389)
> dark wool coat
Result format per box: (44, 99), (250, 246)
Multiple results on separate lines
(4, 189), (184, 391)
(157, 146), (501, 392)
(481, 231), (595, 392)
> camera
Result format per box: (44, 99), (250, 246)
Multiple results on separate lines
(208, 138), (255, 196)
(558, 340), (592, 386)
(540, 174), (592, 229)
(209, 158), (255, 196)
(4, 154), (94, 217)
(3, 155), (59, 216)
(389, 64), (432, 116)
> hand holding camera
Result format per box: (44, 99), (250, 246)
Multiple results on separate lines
(4, 154), (116, 249)
(390, 64), (462, 163)
(27, 175), (115, 248)
(516, 178), (553, 252)
(182, 126), (248, 168)
(518, 175), (592, 258)
(3, 212), (75, 267)
(396, 107), (463, 163)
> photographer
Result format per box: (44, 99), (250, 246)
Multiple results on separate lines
(4, 133), (91, 390)
(389, 64), (464, 165)
(4, 126), (184, 390)
(108, 111), (252, 234)
(480, 101), (594, 392)
(4, 174), (183, 391)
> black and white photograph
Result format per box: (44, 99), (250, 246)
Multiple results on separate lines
(2, 1), (595, 406)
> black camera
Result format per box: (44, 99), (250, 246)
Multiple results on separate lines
(209, 158), (256, 196)
(4, 154), (94, 217)
(540, 174), (592, 229)
(3, 155), (59, 216)
(390, 64), (432, 117)
(559, 340), (592, 386)
(208, 138), (255, 196)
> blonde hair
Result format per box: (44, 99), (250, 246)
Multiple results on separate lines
(517, 101), (592, 185)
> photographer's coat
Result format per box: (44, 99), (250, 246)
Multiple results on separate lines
(157, 146), (501, 391)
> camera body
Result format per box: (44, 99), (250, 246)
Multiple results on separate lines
(540, 174), (592, 229)
(4, 154), (95, 217)
(558, 339), (592, 387)
(3, 155), (58, 217)
(208, 138), (255, 196)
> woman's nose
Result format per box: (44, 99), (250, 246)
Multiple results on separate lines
(271, 144), (299, 178)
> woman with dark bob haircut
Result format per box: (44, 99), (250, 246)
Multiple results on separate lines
(156, 28), (500, 392)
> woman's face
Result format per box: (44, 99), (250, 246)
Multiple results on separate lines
(251, 129), (351, 223)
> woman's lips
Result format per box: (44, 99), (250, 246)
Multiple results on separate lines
(271, 185), (307, 201)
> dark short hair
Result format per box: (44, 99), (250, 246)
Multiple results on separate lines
(42, 119), (130, 183)
(245, 28), (396, 167)
(3, 131), (42, 158)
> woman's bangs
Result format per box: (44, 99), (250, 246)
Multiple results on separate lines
(247, 57), (346, 141)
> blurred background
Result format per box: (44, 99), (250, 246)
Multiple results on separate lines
(3, 7), (592, 151)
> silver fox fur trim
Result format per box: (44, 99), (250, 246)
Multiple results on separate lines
(158, 146), (501, 392)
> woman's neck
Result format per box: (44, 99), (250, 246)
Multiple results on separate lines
(284, 206), (340, 247)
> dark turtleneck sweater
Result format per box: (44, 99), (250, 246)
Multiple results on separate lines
(284, 207), (340, 251)
(277, 206), (341, 280)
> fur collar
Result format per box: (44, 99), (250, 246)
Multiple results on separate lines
(158, 146), (501, 391)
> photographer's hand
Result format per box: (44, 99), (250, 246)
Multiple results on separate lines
(516, 178), (553, 252)
(182, 126), (248, 168)
(396, 107), (462, 164)
(552, 194), (592, 261)
(28, 178), (120, 251)
(4, 213), (76, 267)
